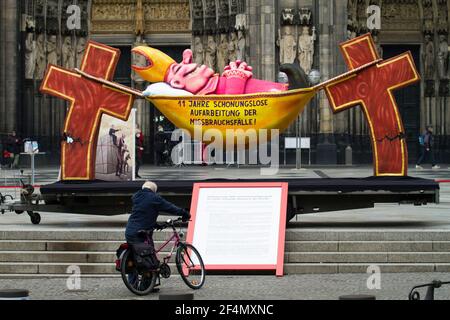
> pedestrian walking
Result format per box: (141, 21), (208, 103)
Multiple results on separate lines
(135, 124), (144, 179)
(416, 126), (440, 170)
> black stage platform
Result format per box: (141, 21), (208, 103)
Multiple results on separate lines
(33, 177), (439, 221)
(40, 176), (439, 194)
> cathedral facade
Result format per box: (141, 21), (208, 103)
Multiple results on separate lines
(1, 0), (449, 165)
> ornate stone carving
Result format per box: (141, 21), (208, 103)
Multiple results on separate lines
(24, 17), (36, 80)
(92, 0), (190, 34)
(298, 8), (312, 26)
(237, 29), (246, 61)
(423, 34), (435, 81)
(356, 0), (369, 34)
(229, 0), (238, 30)
(421, 0), (434, 34)
(347, 0), (358, 35)
(277, 26), (297, 65)
(380, 0), (420, 32)
(228, 31), (238, 62)
(91, 0), (135, 34)
(135, 0), (145, 36)
(62, 36), (75, 69)
(204, 0), (217, 34)
(46, 0), (59, 35)
(217, 0), (229, 33)
(298, 26), (315, 74)
(76, 37), (87, 68)
(205, 35), (217, 71)
(47, 35), (58, 66)
(192, 0), (204, 35)
(438, 34), (449, 80)
(144, 1), (191, 33)
(77, 0), (89, 36)
(217, 33), (229, 73)
(34, 33), (46, 80)
(280, 8), (296, 26)
(437, 0), (448, 34)
(193, 36), (204, 65)
(235, 13), (247, 31)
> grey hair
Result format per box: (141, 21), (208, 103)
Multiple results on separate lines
(142, 181), (158, 193)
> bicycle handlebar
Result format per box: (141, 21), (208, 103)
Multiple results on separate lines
(154, 217), (189, 231)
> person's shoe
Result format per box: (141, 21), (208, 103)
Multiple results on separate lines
(415, 165), (423, 170)
(136, 174), (142, 179)
(432, 165), (441, 170)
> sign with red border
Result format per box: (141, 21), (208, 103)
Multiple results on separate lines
(187, 182), (288, 277)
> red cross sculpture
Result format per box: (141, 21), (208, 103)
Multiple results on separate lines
(40, 41), (135, 180)
(325, 34), (420, 176)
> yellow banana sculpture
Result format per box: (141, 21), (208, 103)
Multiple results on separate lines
(146, 88), (317, 142)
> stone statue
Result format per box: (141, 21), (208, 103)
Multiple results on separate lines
(438, 34), (449, 80)
(135, 0), (144, 36)
(132, 40), (147, 85)
(278, 26), (297, 65)
(423, 34), (435, 80)
(235, 13), (247, 31)
(25, 33), (36, 79)
(217, 33), (229, 72)
(47, 35), (58, 66)
(76, 37), (86, 68)
(228, 32), (238, 62)
(237, 30), (246, 61)
(205, 35), (217, 71)
(193, 36), (204, 65)
(298, 26), (315, 74)
(24, 17), (36, 79)
(34, 34), (46, 80)
(62, 36), (75, 69)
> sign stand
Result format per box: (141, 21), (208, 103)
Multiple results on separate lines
(187, 182), (288, 277)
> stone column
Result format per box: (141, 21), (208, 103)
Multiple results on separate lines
(0, 0), (5, 133)
(247, 0), (277, 81)
(316, 0), (337, 164)
(2, 0), (19, 133)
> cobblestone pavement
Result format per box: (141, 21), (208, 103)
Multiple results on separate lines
(1, 273), (450, 300)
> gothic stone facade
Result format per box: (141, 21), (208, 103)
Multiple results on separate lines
(1, 0), (449, 165)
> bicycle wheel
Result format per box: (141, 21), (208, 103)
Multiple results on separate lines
(176, 243), (205, 290)
(120, 249), (158, 296)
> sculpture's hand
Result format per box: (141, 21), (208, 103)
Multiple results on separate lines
(222, 60), (253, 80)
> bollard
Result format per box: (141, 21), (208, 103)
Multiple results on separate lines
(159, 291), (194, 300)
(339, 294), (376, 300)
(0, 289), (30, 300)
(345, 145), (353, 166)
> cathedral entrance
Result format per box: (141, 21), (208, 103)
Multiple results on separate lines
(145, 45), (189, 165)
(382, 44), (421, 163)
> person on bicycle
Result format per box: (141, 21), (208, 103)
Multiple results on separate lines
(125, 181), (191, 246)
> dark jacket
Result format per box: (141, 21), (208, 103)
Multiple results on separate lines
(125, 189), (188, 240)
(6, 135), (21, 154)
(423, 131), (433, 149)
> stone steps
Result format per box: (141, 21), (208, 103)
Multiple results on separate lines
(1, 229), (450, 276)
(3, 251), (450, 265)
(284, 263), (450, 274)
(285, 241), (450, 252)
(0, 240), (173, 252)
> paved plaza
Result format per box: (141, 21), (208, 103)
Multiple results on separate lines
(1, 273), (450, 300)
(1, 165), (450, 300)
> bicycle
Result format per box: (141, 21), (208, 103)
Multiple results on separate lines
(116, 217), (206, 296)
